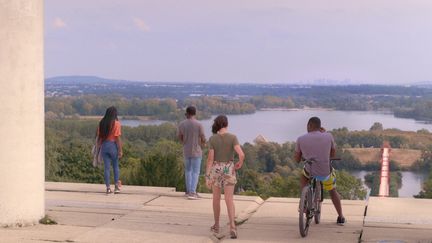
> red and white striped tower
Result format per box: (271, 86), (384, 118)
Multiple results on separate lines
(378, 141), (391, 197)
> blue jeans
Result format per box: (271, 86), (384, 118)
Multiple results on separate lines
(101, 141), (120, 188)
(184, 157), (202, 194)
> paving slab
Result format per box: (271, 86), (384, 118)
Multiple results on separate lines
(74, 194), (262, 242)
(362, 197), (432, 243)
(364, 197), (432, 229)
(46, 181), (176, 194)
(143, 194), (261, 214)
(0, 225), (92, 243)
(361, 227), (432, 243)
(45, 189), (160, 228)
(233, 197), (365, 243)
(76, 227), (214, 243)
(47, 190), (159, 209)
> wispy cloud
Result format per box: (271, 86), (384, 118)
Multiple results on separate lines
(53, 17), (66, 29)
(132, 17), (150, 32)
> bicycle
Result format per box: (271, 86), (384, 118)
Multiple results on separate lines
(298, 158), (339, 237)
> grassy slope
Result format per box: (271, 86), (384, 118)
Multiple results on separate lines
(345, 148), (422, 168)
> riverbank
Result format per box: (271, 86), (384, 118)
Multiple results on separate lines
(259, 107), (333, 111)
(65, 115), (155, 121)
(345, 148), (422, 169)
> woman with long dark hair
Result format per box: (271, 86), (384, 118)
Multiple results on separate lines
(98, 106), (123, 194)
(205, 115), (244, 239)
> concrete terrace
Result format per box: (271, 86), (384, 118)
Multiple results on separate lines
(0, 182), (431, 243)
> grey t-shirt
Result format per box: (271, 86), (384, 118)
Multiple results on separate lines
(178, 118), (206, 158)
(295, 131), (336, 177)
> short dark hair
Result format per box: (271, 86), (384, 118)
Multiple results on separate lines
(186, 106), (196, 116)
(308, 117), (321, 129)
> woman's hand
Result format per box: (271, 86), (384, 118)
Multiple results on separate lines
(118, 151), (123, 159)
(234, 144), (245, 171)
(205, 176), (212, 190)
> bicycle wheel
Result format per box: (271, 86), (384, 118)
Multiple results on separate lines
(299, 186), (312, 237)
(314, 182), (322, 224)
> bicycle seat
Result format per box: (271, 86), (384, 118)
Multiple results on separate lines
(303, 158), (317, 165)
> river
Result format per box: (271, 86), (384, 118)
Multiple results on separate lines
(350, 171), (428, 198)
(121, 109), (432, 198)
(121, 109), (432, 144)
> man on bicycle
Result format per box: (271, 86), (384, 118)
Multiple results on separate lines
(294, 117), (346, 225)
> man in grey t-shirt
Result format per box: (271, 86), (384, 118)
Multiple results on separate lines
(178, 106), (206, 200)
(294, 117), (345, 225)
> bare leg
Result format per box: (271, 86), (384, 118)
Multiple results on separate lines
(212, 186), (222, 230)
(224, 185), (236, 230)
(329, 189), (343, 217)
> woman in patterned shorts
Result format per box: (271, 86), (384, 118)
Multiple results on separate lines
(205, 115), (245, 239)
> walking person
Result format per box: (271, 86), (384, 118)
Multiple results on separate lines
(205, 115), (245, 239)
(178, 106), (206, 200)
(97, 106), (123, 194)
(294, 117), (345, 225)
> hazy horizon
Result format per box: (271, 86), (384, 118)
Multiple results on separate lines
(46, 75), (426, 86)
(45, 1), (432, 85)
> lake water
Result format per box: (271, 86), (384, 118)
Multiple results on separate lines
(351, 171), (428, 198)
(122, 109), (432, 144)
(122, 109), (432, 198)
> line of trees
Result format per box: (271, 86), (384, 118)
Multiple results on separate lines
(45, 119), (367, 200)
(45, 95), (301, 121)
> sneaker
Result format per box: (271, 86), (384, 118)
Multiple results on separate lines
(337, 216), (346, 226)
(194, 193), (202, 198)
(187, 193), (199, 200)
(106, 188), (113, 194)
(184, 192), (190, 197)
(114, 186), (121, 194)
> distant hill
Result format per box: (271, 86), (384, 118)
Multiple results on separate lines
(45, 76), (125, 84)
(44, 76), (432, 123)
(412, 81), (432, 88)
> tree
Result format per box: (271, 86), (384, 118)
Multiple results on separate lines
(369, 122), (384, 131)
(333, 170), (367, 200)
(415, 172), (432, 198)
(54, 141), (103, 183)
(128, 140), (185, 191)
(257, 143), (281, 172)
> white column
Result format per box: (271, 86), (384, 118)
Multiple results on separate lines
(0, 0), (44, 226)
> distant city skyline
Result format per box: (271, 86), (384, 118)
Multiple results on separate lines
(45, 0), (432, 85)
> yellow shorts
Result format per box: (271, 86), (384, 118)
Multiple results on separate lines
(302, 168), (336, 191)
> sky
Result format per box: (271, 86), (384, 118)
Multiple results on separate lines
(45, 0), (432, 84)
